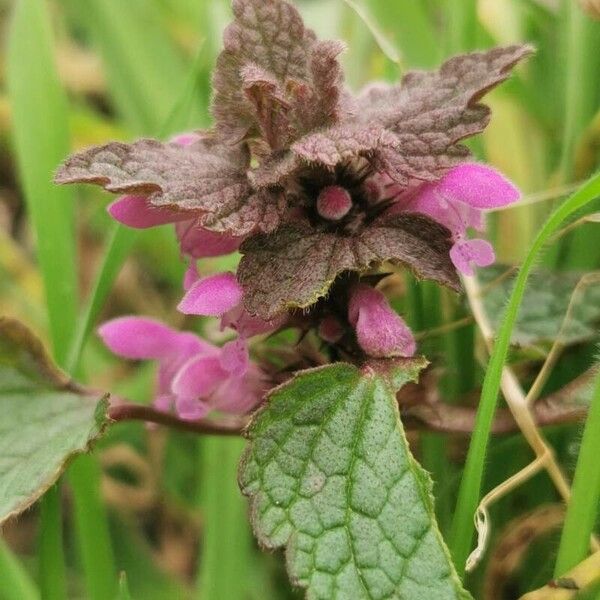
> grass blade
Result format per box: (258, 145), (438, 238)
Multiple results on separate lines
(554, 369), (600, 576)
(449, 171), (600, 574)
(7, 1), (79, 597)
(197, 437), (252, 600)
(7, 0), (77, 367)
(37, 486), (66, 600)
(0, 538), (39, 600)
(67, 224), (137, 373)
(62, 0), (198, 134)
(69, 456), (117, 600)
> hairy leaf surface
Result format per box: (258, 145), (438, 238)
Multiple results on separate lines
(238, 214), (459, 319)
(240, 361), (472, 600)
(357, 45), (534, 184)
(55, 138), (285, 235)
(0, 318), (109, 524)
(213, 0), (315, 140)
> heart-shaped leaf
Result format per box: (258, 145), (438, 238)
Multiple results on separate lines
(240, 360), (472, 599)
(0, 318), (110, 524)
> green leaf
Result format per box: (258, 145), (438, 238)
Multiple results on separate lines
(0, 318), (109, 524)
(240, 360), (472, 599)
(480, 265), (600, 347)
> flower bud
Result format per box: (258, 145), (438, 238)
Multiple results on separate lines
(318, 315), (344, 344)
(316, 186), (352, 221)
(348, 284), (416, 358)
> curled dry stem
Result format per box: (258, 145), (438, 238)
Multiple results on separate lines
(462, 275), (600, 565)
(525, 271), (600, 407)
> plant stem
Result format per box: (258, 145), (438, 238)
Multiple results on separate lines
(554, 370), (600, 576)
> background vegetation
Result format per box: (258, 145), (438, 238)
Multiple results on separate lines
(1, 0), (600, 598)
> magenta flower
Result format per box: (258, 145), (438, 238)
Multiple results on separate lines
(348, 284), (416, 358)
(178, 271), (284, 338)
(98, 317), (266, 420)
(384, 163), (520, 276)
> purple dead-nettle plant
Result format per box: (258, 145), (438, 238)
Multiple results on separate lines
(56, 1), (532, 594)
(55, 0), (529, 412)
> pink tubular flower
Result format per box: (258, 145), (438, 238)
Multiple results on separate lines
(98, 317), (266, 420)
(107, 132), (245, 261)
(383, 163), (520, 276)
(348, 284), (416, 358)
(178, 271), (284, 338)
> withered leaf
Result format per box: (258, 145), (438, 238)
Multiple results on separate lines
(238, 213), (458, 319)
(55, 139), (286, 235)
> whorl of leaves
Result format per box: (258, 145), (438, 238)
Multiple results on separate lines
(55, 0), (532, 316)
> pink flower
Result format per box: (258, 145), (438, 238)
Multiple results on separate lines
(106, 132), (245, 261)
(381, 163), (520, 276)
(348, 284), (416, 358)
(98, 317), (267, 420)
(178, 271), (284, 338)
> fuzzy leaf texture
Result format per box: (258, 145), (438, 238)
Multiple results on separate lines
(240, 361), (472, 600)
(0, 318), (109, 524)
(356, 45), (534, 185)
(55, 138), (286, 235)
(239, 215), (459, 319)
(480, 265), (600, 346)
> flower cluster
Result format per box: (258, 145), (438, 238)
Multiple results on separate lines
(56, 0), (531, 421)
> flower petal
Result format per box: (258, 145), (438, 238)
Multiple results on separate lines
(98, 317), (201, 360)
(348, 284), (416, 358)
(171, 355), (227, 403)
(434, 163), (520, 210)
(450, 238), (496, 276)
(175, 396), (210, 421)
(171, 132), (202, 147)
(212, 367), (267, 414)
(178, 272), (243, 316)
(108, 195), (187, 229)
(219, 339), (249, 376)
(176, 220), (243, 259)
(183, 262), (200, 291)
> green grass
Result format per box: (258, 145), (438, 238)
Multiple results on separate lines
(7, 0), (78, 596)
(555, 368), (600, 575)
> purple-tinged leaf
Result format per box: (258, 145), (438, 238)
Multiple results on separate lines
(247, 150), (301, 188)
(238, 213), (458, 319)
(358, 45), (534, 184)
(55, 139), (285, 235)
(242, 63), (292, 150)
(298, 39), (347, 131)
(292, 123), (398, 167)
(212, 0), (315, 141)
